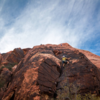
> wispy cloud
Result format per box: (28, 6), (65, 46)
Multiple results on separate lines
(0, 0), (100, 55)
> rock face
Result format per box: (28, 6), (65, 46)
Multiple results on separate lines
(1, 43), (100, 100)
(2, 52), (61, 100)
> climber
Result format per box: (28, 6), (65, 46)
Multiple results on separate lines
(60, 55), (70, 74)
(62, 55), (69, 67)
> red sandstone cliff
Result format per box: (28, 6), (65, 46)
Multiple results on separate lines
(0, 43), (100, 100)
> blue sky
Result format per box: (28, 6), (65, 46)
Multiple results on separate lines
(0, 0), (100, 56)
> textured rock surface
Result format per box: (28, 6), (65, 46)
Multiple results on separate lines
(0, 68), (12, 99)
(1, 43), (100, 100)
(0, 68), (12, 83)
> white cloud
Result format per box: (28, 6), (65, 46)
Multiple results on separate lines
(0, 0), (100, 54)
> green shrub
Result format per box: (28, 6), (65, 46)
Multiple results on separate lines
(0, 63), (17, 91)
(75, 93), (100, 100)
(0, 63), (17, 71)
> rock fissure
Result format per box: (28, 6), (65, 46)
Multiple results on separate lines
(9, 90), (15, 100)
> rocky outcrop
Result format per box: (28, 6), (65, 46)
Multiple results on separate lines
(6, 48), (24, 63)
(0, 48), (27, 99)
(1, 48), (25, 65)
(1, 43), (100, 100)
